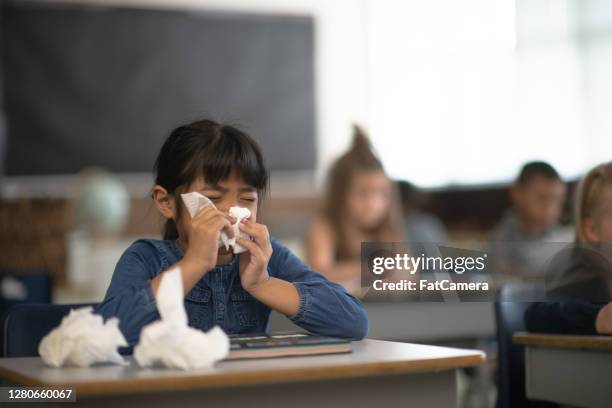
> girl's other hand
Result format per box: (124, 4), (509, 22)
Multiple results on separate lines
(236, 219), (272, 292)
(596, 302), (612, 334)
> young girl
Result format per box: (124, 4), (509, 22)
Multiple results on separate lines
(307, 125), (404, 293)
(525, 162), (612, 334)
(96, 119), (368, 347)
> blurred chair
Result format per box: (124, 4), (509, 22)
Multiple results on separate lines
(0, 270), (53, 316)
(0, 270), (54, 355)
(495, 282), (556, 408)
(1, 303), (96, 357)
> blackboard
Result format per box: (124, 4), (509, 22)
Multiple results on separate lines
(1, 1), (316, 175)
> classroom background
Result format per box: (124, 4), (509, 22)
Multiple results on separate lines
(1, 1), (612, 407)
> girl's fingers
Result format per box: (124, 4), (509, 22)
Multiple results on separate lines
(239, 222), (272, 256)
(197, 213), (232, 237)
(192, 207), (234, 230)
(237, 235), (271, 262)
(221, 215), (237, 238)
(192, 206), (232, 222)
(192, 204), (216, 220)
(223, 220), (234, 238)
(235, 237), (264, 259)
(210, 214), (232, 231)
(194, 206), (227, 225)
(238, 221), (269, 243)
(191, 207), (263, 243)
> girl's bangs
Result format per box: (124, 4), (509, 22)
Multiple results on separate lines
(194, 129), (268, 193)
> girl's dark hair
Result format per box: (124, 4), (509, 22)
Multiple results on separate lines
(153, 119), (269, 240)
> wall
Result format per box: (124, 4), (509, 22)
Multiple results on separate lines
(1, 0), (370, 197)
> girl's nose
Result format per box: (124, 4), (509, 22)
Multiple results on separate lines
(216, 197), (240, 213)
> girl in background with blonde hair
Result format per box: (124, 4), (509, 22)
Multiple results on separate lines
(526, 162), (612, 334)
(307, 125), (404, 294)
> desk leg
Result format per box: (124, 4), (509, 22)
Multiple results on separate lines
(77, 370), (458, 408)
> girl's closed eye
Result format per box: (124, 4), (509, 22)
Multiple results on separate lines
(200, 190), (222, 202)
(241, 196), (257, 203)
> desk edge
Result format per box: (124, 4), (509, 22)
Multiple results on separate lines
(0, 353), (485, 398)
(513, 332), (612, 351)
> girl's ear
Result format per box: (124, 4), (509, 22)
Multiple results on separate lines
(582, 217), (601, 243)
(152, 185), (176, 220)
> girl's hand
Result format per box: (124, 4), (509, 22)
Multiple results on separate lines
(596, 302), (612, 334)
(183, 205), (235, 272)
(236, 219), (273, 292)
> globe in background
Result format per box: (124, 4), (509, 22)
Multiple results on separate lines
(74, 168), (130, 235)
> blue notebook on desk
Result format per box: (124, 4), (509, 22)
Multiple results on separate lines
(227, 332), (352, 360)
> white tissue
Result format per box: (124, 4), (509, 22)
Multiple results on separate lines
(180, 192), (252, 254)
(133, 268), (230, 370)
(38, 307), (128, 368)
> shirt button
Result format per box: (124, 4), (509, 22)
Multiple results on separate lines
(218, 303), (225, 311)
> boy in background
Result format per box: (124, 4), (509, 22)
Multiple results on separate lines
(491, 161), (569, 280)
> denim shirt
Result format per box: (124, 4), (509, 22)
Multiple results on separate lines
(96, 238), (368, 346)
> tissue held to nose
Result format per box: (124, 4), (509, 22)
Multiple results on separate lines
(38, 307), (128, 368)
(180, 192), (252, 254)
(133, 267), (230, 370)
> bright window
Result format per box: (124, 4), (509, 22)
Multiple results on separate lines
(365, 0), (612, 187)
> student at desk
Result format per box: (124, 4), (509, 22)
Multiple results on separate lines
(96, 119), (368, 347)
(525, 162), (612, 335)
(306, 125), (404, 294)
(490, 161), (568, 280)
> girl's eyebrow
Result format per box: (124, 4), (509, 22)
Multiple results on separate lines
(200, 186), (226, 193)
(239, 187), (257, 193)
(200, 186), (257, 193)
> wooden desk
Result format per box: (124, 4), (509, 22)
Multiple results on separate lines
(0, 339), (484, 408)
(514, 332), (612, 408)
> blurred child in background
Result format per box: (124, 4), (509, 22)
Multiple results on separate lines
(525, 162), (612, 335)
(307, 125), (404, 294)
(491, 161), (569, 280)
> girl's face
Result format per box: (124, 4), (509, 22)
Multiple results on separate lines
(346, 170), (392, 230)
(177, 171), (259, 253)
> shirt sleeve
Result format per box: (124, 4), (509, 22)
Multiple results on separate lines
(524, 301), (605, 335)
(95, 240), (161, 346)
(269, 239), (368, 340)
(524, 265), (609, 335)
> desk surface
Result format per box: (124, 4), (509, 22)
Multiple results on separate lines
(513, 332), (612, 351)
(0, 339), (484, 398)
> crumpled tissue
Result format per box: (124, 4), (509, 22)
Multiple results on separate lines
(38, 307), (127, 368)
(133, 267), (230, 370)
(181, 191), (252, 254)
